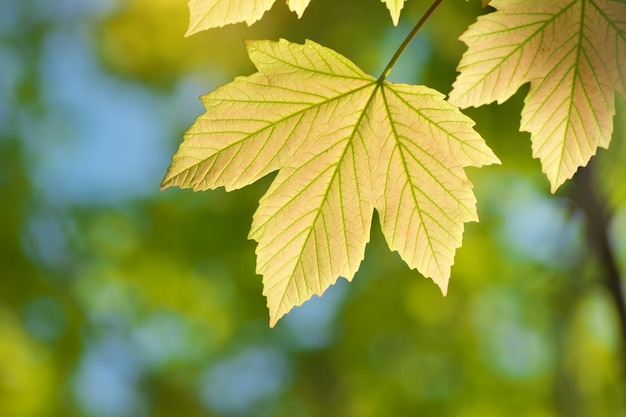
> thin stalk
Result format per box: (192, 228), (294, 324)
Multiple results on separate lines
(378, 0), (445, 83)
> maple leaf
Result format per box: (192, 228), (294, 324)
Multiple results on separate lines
(162, 39), (499, 326)
(449, 0), (626, 192)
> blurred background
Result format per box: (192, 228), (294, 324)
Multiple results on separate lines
(1, 0), (626, 416)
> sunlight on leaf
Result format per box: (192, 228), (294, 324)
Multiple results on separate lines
(186, 0), (312, 35)
(186, 0), (408, 35)
(449, 0), (626, 192)
(186, 0), (277, 35)
(162, 39), (499, 326)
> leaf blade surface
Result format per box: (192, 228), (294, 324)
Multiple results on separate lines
(186, 0), (409, 34)
(449, 0), (626, 191)
(186, 0), (276, 35)
(163, 39), (499, 325)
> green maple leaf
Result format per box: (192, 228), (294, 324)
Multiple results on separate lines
(186, 0), (407, 35)
(162, 39), (499, 326)
(449, 0), (626, 192)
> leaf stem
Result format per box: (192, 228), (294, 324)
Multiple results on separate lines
(378, 0), (445, 83)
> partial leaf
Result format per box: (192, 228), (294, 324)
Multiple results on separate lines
(382, 0), (406, 25)
(186, 0), (406, 34)
(287, 0), (312, 17)
(162, 39), (499, 326)
(186, 0), (312, 35)
(449, 0), (626, 192)
(186, 0), (273, 34)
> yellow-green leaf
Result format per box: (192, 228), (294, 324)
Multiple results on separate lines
(449, 0), (626, 192)
(186, 0), (272, 34)
(186, 0), (405, 35)
(162, 39), (499, 326)
(186, 0), (312, 35)
(382, 0), (406, 25)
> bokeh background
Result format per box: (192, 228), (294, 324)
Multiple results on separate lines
(2, 0), (626, 416)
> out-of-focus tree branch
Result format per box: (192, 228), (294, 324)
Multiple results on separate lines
(574, 162), (626, 349)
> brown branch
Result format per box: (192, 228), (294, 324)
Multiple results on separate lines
(573, 162), (626, 345)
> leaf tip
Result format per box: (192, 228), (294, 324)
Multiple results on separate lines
(381, 0), (403, 26)
(184, 24), (200, 37)
(160, 164), (178, 190)
(437, 280), (449, 297)
(287, 0), (310, 18)
(548, 177), (565, 195)
(160, 177), (172, 191)
(267, 303), (287, 328)
(488, 152), (502, 166)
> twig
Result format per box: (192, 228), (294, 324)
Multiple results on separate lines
(378, 0), (445, 83)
